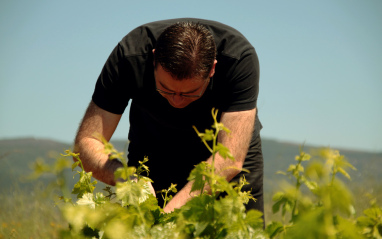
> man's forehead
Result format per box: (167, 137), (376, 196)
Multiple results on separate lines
(154, 64), (204, 83)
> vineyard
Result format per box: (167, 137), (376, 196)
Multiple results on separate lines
(1, 110), (382, 238)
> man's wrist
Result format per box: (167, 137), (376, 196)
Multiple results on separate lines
(102, 159), (123, 185)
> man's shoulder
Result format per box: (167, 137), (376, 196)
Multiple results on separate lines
(119, 18), (254, 59)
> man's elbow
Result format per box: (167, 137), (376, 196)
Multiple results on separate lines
(226, 161), (244, 181)
(72, 141), (81, 163)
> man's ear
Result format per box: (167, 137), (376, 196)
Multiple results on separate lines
(152, 49), (156, 67)
(209, 59), (217, 78)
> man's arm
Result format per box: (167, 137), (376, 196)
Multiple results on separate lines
(163, 108), (256, 212)
(74, 100), (123, 185)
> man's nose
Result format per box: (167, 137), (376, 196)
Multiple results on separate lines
(171, 94), (184, 106)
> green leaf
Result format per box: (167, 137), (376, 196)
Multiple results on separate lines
(213, 122), (231, 134)
(142, 193), (159, 210)
(188, 162), (209, 193)
(182, 194), (215, 222)
(296, 164), (304, 173)
(193, 221), (211, 237)
(103, 220), (130, 239)
(216, 143), (234, 160)
(337, 167), (351, 180)
(31, 158), (51, 175)
(362, 207), (382, 221)
(61, 205), (90, 233)
(137, 156), (150, 177)
(245, 209), (264, 229)
(114, 166), (136, 181)
(150, 222), (182, 238)
(265, 221), (284, 238)
(271, 190), (295, 216)
(61, 149), (80, 159)
(295, 152), (311, 161)
(203, 129), (215, 141)
(94, 192), (108, 205)
(219, 176), (238, 195)
(116, 179), (151, 207)
(77, 193), (96, 209)
(276, 170), (286, 175)
(357, 216), (373, 228)
(194, 128), (215, 142)
(272, 198), (284, 214)
(72, 171), (97, 198)
(272, 192), (285, 202)
(71, 161), (80, 171)
(301, 153), (311, 161)
(287, 164), (296, 172)
(304, 180), (318, 191)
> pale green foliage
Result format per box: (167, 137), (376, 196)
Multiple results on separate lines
(267, 147), (382, 239)
(62, 150), (97, 199)
(157, 183), (178, 208)
(116, 179), (152, 206)
(31, 108), (382, 238)
(34, 108), (264, 238)
(357, 197), (382, 239)
(29, 156), (71, 178)
(187, 161), (210, 193)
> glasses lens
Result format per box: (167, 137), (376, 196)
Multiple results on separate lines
(156, 79), (209, 98)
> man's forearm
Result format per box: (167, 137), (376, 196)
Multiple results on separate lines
(163, 153), (241, 213)
(163, 109), (255, 213)
(163, 181), (195, 213)
(74, 137), (123, 186)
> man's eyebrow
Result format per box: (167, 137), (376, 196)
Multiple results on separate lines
(158, 81), (173, 91)
(158, 81), (200, 94)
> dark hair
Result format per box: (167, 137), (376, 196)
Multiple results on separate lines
(154, 21), (217, 80)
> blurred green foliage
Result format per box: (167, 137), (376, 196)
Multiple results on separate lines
(2, 109), (381, 238)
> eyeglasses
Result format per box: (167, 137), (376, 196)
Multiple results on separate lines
(155, 79), (209, 98)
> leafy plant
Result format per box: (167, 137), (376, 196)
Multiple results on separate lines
(32, 108), (264, 238)
(357, 196), (382, 238)
(30, 108), (382, 239)
(267, 147), (382, 239)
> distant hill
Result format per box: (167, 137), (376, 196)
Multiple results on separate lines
(1, 137), (381, 195)
(261, 139), (382, 193)
(0, 138), (72, 189)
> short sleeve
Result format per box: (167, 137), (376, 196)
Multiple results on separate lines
(224, 48), (260, 112)
(92, 44), (131, 114)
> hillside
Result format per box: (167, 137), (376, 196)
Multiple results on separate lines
(261, 139), (382, 193)
(0, 138), (72, 189)
(0, 137), (381, 195)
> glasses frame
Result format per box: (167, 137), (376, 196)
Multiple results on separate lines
(155, 78), (210, 98)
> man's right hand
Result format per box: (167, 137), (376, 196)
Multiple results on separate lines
(74, 101), (122, 185)
(129, 176), (156, 197)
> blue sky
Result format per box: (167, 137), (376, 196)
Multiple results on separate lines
(1, 0), (381, 152)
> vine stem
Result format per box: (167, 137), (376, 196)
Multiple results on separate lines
(291, 156), (303, 221)
(73, 153), (94, 194)
(210, 109), (221, 239)
(330, 167), (336, 186)
(163, 190), (169, 208)
(210, 126), (220, 197)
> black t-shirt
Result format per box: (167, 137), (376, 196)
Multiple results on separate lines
(92, 18), (262, 194)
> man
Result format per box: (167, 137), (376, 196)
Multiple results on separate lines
(74, 18), (263, 214)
